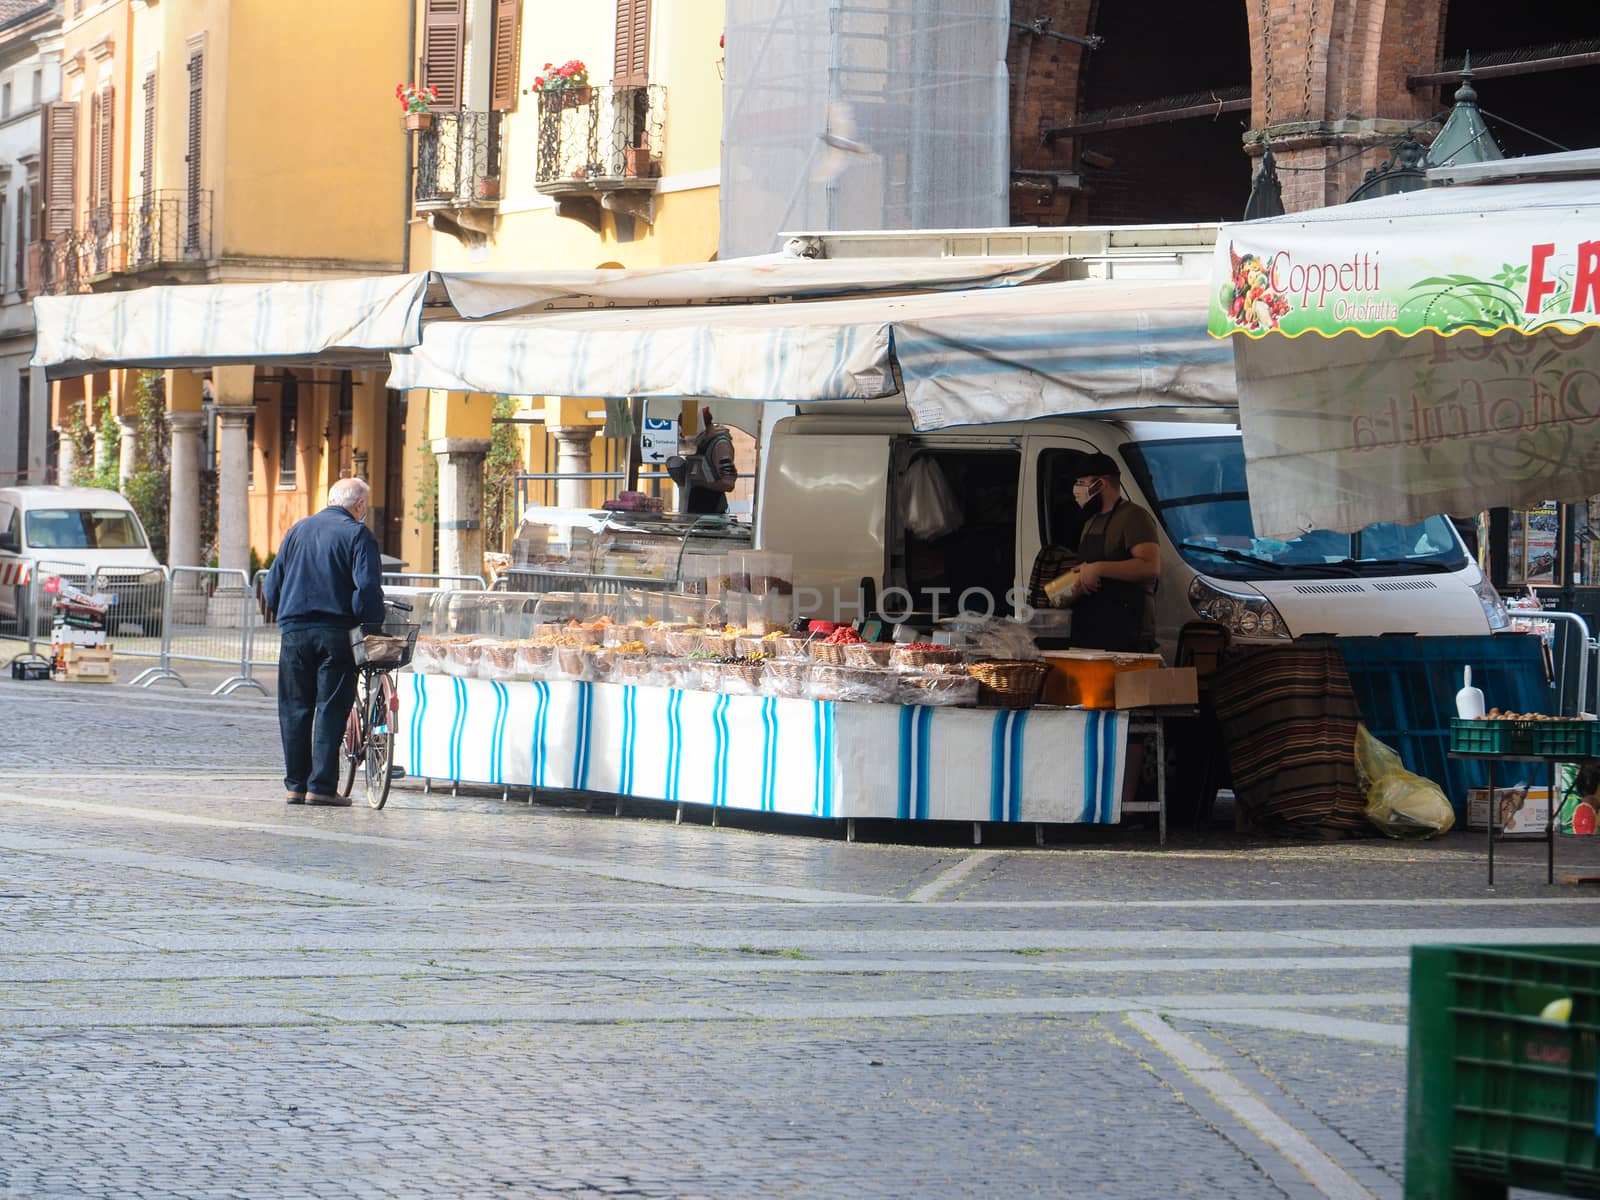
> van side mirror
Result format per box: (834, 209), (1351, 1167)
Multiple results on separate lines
(0, 532), (17, 553)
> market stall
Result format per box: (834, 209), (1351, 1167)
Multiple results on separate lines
(389, 522), (1145, 830)
(397, 674), (1126, 827)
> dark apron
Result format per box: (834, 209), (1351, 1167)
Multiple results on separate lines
(1071, 511), (1148, 653)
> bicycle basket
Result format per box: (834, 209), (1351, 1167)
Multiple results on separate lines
(350, 622), (421, 668)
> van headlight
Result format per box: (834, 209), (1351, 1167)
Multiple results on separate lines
(1472, 577), (1510, 631)
(1188, 576), (1292, 640)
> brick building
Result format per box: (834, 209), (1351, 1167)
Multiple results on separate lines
(1007, 0), (1600, 224)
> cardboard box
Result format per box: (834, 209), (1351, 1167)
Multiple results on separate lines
(52, 625), (107, 648)
(1466, 786), (1551, 834)
(1114, 666), (1198, 710)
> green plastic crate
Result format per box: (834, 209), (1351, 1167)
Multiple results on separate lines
(1449, 719), (1539, 756)
(1407, 945), (1600, 1199)
(1531, 721), (1600, 760)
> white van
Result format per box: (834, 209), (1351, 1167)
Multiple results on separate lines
(0, 486), (165, 636)
(757, 411), (1508, 657)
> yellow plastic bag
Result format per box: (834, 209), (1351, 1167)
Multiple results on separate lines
(1354, 723), (1456, 839)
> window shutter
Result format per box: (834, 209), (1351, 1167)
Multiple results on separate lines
(490, 0), (519, 112)
(141, 72), (156, 196)
(614, 0), (650, 86)
(421, 0), (466, 111)
(95, 85), (114, 211)
(41, 100), (77, 239)
(185, 51), (202, 248)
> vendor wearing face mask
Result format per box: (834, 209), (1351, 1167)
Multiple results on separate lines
(1045, 453), (1161, 652)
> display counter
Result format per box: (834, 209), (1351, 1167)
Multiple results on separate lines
(504, 508), (755, 597)
(397, 672), (1128, 826)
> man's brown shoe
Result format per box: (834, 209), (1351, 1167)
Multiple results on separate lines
(285, 793), (305, 805)
(306, 794), (353, 807)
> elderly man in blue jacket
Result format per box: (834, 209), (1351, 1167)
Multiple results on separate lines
(261, 477), (387, 806)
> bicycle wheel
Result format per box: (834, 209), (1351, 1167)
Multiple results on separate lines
(338, 677), (362, 798)
(365, 673), (396, 809)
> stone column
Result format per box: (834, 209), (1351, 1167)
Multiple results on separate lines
(433, 437), (490, 580)
(215, 408), (252, 573)
(116, 415), (140, 487)
(549, 425), (596, 511)
(166, 411), (204, 570)
(57, 436), (76, 486)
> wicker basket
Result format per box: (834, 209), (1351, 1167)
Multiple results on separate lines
(514, 643), (553, 677)
(442, 642), (486, 678)
(967, 659), (1051, 709)
(614, 654), (659, 685)
(603, 624), (647, 648)
(899, 672), (980, 707)
(554, 645), (592, 680)
(663, 630), (708, 657)
(479, 643), (520, 679)
(541, 623), (604, 647)
(893, 645), (965, 670)
(842, 642), (894, 669)
(717, 660), (767, 694)
(810, 641), (850, 665)
(765, 658), (813, 699)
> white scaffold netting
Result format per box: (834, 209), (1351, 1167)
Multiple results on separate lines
(719, 0), (1010, 259)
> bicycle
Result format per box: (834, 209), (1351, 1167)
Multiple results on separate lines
(339, 599), (420, 809)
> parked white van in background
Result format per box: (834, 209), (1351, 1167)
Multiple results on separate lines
(757, 411), (1508, 659)
(0, 486), (165, 636)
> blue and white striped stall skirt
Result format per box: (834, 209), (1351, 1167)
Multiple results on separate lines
(399, 674), (1126, 824)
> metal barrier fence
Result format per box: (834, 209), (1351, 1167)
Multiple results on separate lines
(0, 558), (92, 655)
(160, 566), (266, 695)
(382, 572), (486, 590)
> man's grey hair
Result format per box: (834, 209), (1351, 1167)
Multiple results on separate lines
(328, 477), (370, 512)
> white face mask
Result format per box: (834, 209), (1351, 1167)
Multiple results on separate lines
(1072, 479), (1104, 510)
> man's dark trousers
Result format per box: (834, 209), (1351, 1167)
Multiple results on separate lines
(279, 625), (358, 796)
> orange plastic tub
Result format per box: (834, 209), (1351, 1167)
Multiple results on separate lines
(1041, 650), (1163, 709)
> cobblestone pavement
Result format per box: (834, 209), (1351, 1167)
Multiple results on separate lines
(3, 677), (1600, 1199)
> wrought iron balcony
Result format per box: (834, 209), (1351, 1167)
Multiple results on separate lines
(31, 190), (213, 296)
(534, 85), (664, 229)
(414, 110), (504, 209)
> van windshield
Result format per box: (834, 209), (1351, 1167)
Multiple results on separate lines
(1121, 437), (1467, 582)
(26, 508), (148, 550)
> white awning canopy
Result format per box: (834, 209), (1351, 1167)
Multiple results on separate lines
(32, 273), (431, 378)
(30, 253), (1069, 379)
(1209, 177), (1600, 538)
(388, 278), (1233, 430)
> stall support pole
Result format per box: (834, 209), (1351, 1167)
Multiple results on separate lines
(846, 818), (856, 842)
(423, 778), (432, 795)
(712, 807), (720, 828)
(1035, 824), (1045, 847)
(972, 822), (983, 846)
(1158, 719), (1168, 847)
(675, 803), (684, 825)
(1487, 758), (1496, 887)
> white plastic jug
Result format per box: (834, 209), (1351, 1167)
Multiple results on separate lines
(1455, 666), (1486, 720)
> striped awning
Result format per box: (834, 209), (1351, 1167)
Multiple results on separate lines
(29, 253), (1068, 380)
(388, 278), (1233, 429)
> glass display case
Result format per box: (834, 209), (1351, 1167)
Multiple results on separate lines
(507, 508), (753, 596)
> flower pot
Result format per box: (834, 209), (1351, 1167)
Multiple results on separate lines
(476, 177), (501, 201)
(624, 146), (658, 179)
(558, 85), (592, 109)
(404, 112), (432, 131)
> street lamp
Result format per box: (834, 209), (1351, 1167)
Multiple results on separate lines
(1242, 146), (1284, 220)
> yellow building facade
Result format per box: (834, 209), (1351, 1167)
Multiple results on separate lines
(403, 0), (726, 576)
(47, 0), (411, 571)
